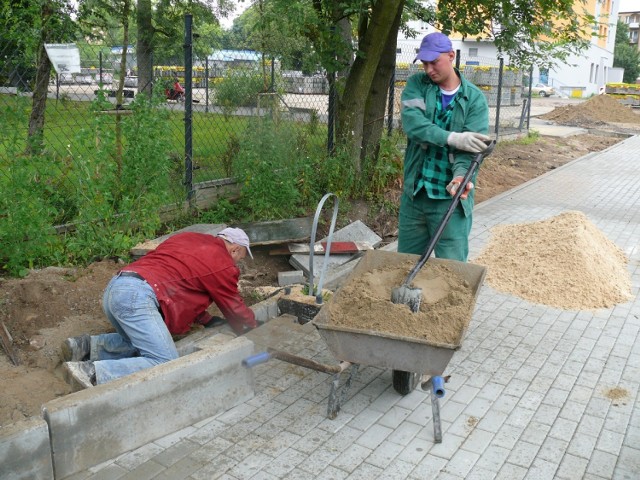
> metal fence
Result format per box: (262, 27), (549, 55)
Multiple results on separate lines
(0, 12), (532, 273)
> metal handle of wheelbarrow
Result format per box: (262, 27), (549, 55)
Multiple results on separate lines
(242, 349), (349, 374)
(242, 351), (272, 368)
(402, 140), (496, 286)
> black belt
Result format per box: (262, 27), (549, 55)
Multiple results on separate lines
(119, 271), (145, 281)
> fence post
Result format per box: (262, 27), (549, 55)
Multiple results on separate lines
(184, 14), (194, 206)
(205, 57), (209, 114)
(327, 72), (336, 155)
(495, 57), (504, 137)
(526, 65), (533, 129)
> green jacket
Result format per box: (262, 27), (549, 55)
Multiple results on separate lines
(401, 69), (489, 215)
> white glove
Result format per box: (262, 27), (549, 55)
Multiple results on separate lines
(447, 132), (492, 153)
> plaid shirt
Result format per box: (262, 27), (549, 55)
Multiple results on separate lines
(414, 89), (456, 199)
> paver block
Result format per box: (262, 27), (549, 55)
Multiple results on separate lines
(278, 270), (305, 286)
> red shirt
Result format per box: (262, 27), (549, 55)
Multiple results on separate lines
(124, 232), (256, 334)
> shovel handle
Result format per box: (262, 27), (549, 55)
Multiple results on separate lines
(403, 140), (495, 286)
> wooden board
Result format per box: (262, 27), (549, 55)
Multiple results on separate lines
(0, 321), (20, 365)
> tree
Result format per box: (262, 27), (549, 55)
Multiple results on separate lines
(0, 0), (77, 154)
(614, 21), (640, 84)
(262, 0), (599, 181)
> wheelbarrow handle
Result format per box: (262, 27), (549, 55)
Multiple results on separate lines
(242, 349), (347, 374)
(242, 352), (271, 368)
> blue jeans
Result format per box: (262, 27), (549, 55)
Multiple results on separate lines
(398, 190), (472, 261)
(92, 274), (178, 384)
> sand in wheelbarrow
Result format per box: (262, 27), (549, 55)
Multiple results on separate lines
(472, 211), (632, 310)
(326, 261), (476, 346)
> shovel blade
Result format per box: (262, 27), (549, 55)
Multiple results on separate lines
(391, 285), (422, 313)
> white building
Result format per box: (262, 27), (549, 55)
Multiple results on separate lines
(397, 1), (620, 98)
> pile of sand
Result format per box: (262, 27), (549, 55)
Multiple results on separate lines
(541, 95), (640, 125)
(472, 211), (632, 310)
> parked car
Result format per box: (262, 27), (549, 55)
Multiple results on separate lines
(532, 83), (555, 97)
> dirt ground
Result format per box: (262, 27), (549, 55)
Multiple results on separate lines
(1, 95), (639, 427)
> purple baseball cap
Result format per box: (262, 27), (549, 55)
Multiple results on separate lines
(414, 32), (453, 62)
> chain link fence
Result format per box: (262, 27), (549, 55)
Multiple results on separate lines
(0, 11), (532, 274)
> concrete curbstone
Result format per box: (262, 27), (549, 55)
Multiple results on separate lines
(43, 335), (254, 479)
(0, 417), (53, 480)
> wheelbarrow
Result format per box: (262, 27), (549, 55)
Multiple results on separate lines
(244, 250), (486, 442)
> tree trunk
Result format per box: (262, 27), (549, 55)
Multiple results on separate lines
(136, 0), (153, 97)
(336, 0), (404, 175)
(360, 3), (403, 163)
(26, 1), (53, 155)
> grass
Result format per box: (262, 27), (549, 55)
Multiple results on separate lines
(0, 93), (327, 183)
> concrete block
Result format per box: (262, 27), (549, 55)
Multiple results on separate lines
(0, 417), (53, 480)
(278, 270), (305, 286)
(43, 336), (254, 479)
(251, 296), (280, 324)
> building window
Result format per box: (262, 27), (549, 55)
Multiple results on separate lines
(590, 63), (595, 82)
(469, 48), (478, 57)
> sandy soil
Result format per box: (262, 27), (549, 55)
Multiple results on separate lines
(1, 95), (639, 426)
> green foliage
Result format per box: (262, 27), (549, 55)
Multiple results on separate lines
(614, 21), (640, 84)
(0, 91), (182, 274)
(231, 117), (307, 220)
(213, 68), (274, 116)
(364, 131), (404, 199)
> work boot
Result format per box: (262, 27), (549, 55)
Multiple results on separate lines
(63, 361), (96, 391)
(61, 334), (91, 362)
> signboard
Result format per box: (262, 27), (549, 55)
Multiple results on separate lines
(44, 43), (81, 75)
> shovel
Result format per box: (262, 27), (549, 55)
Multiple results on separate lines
(391, 140), (496, 313)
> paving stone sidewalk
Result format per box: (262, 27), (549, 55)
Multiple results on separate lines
(79, 136), (640, 480)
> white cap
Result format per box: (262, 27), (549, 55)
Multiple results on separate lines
(217, 227), (253, 259)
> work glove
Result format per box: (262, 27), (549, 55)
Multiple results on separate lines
(203, 316), (226, 328)
(446, 176), (473, 200)
(447, 132), (492, 153)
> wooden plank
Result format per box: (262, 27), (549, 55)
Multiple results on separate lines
(269, 241), (373, 256)
(0, 321), (20, 365)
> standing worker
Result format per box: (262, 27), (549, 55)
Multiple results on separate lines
(399, 32), (490, 262)
(62, 228), (258, 389)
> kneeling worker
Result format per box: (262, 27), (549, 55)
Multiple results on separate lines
(62, 227), (257, 388)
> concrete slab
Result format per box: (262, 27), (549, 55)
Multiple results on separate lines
(0, 417), (53, 480)
(43, 335), (254, 479)
(130, 223), (226, 256)
(235, 217), (314, 245)
(290, 220), (382, 286)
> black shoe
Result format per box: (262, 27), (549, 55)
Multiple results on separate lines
(61, 334), (91, 362)
(63, 361), (97, 390)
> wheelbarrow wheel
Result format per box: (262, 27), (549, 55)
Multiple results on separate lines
(392, 370), (420, 395)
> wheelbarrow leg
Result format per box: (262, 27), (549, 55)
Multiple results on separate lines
(422, 376), (446, 443)
(327, 363), (359, 419)
(431, 387), (442, 443)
